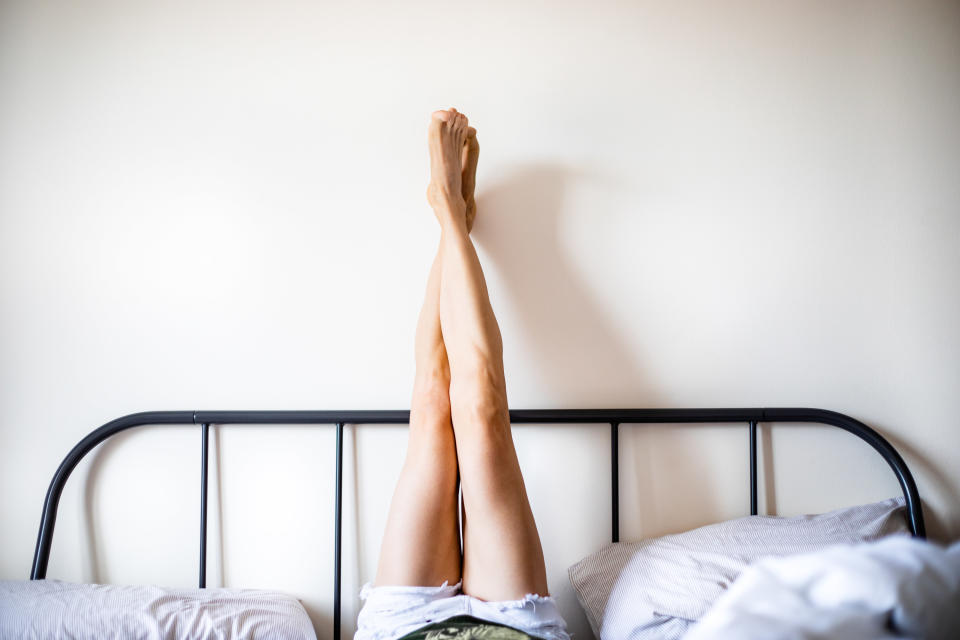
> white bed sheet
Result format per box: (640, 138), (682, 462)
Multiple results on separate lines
(0, 579), (318, 640)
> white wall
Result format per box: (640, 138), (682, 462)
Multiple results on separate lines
(2, 1), (959, 638)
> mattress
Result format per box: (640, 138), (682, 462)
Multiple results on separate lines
(0, 579), (318, 640)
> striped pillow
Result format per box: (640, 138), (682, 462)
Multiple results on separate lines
(567, 498), (908, 640)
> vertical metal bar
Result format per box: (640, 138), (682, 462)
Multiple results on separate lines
(611, 422), (619, 543)
(749, 421), (758, 516)
(334, 422), (344, 640)
(199, 423), (210, 588)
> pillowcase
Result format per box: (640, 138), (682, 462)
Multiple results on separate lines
(0, 579), (318, 640)
(567, 497), (909, 640)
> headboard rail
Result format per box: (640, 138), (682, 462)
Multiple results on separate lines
(30, 407), (925, 639)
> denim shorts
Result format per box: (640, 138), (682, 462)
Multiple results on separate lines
(354, 581), (572, 640)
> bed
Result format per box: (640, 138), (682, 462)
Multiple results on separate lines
(7, 408), (933, 639)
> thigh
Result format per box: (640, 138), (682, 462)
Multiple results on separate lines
(374, 389), (461, 587)
(453, 398), (549, 601)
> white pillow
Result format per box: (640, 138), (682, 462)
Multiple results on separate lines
(567, 497), (909, 640)
(0, 579), (318, 640)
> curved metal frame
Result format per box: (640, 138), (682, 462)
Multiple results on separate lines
(30, 407), (925, 639)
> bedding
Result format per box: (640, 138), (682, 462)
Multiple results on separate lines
(0, 579), (317, 640)
(567, 497), (908, 640)
(684, 536), (960, 640)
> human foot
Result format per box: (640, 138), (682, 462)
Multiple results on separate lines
(427, 108), (469, 228)
(461, 126), (479, 232)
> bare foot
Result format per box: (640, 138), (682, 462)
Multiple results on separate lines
(461, 126), (479, 232)
(427, 108), (469, 228)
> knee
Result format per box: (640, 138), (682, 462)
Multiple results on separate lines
(411, 373), (451, 415)
(449, 371), (508, 426)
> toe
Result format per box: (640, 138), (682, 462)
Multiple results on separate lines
(461, 137), (472, 168)
(432, 109), (453, 122)
(428, 117), (444, 139)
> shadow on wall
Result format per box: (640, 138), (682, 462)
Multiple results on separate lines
(472, 166), (954, 540)
(472, 163), (730, 535)
(473, 163), (657, 407)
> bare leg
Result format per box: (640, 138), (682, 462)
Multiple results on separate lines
(373, 246), (461, 587)
(372, 115), (481, 587)
(427, 108), (549, 601)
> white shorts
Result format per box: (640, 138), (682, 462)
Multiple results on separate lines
(354, 581), (572, 640)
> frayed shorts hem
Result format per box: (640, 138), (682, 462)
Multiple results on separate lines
(354, 581), (571, 640)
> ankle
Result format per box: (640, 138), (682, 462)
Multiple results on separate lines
(434, 202), (469, 235)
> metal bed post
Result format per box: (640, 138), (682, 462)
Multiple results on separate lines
(749, 421), (758, 516)
(199, 423), (210, 588)
(611, 422), (619, 543)
(334, 422), (344, 640)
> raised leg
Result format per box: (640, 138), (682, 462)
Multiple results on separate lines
(371, 112), (481, 588)
(373, 245), (461, 587)
(428, 108), (549, 601)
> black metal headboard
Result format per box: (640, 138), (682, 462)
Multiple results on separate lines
(31, 408), (925, 639)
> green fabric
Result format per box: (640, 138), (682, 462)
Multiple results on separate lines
(398, 615), (538, 640)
